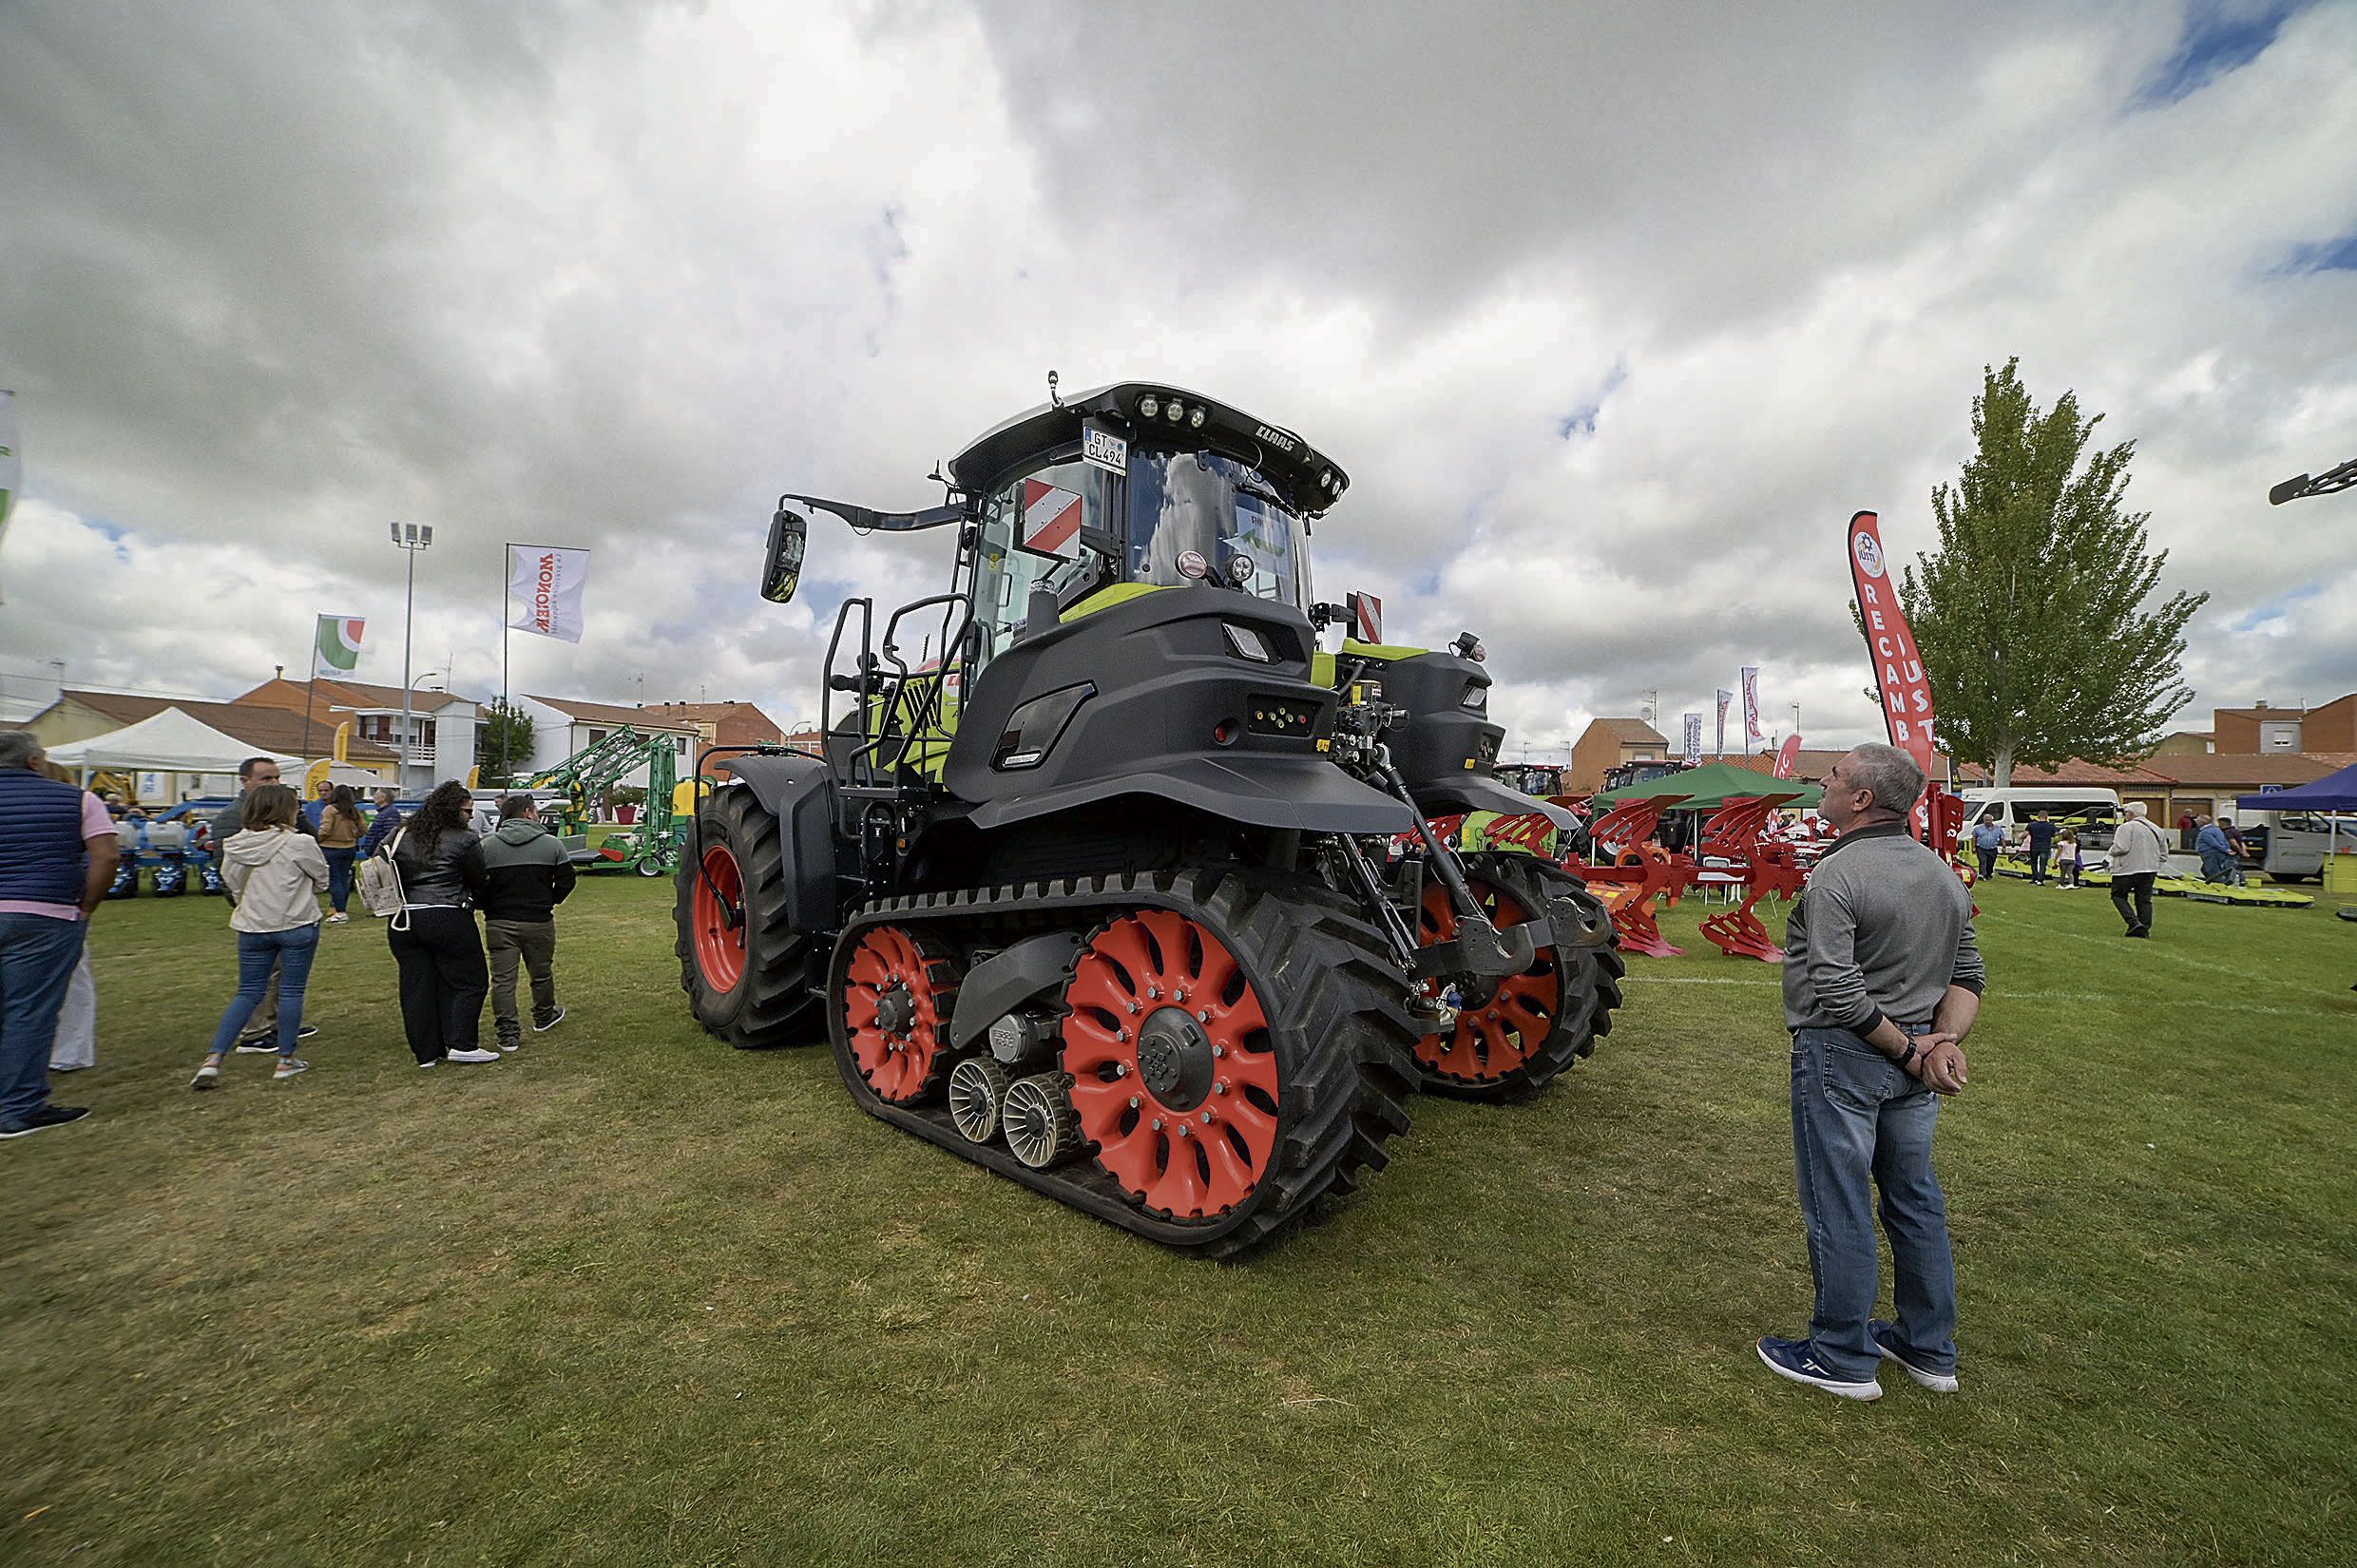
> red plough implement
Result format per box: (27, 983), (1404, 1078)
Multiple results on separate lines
(1695, 793), (1806, 962)
(1581, 795), (1696, 958)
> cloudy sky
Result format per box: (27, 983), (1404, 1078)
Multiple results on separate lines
(3, 0), (2352, 760)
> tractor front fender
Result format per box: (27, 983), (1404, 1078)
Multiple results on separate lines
(968, 755), (1417, 837)
(716, 752), (840, 932)
(1414, 774), (1580, 832)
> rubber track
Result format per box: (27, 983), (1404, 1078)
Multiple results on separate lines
(673, 785), (823, 1048)
(829, 868), (1422, 1260)
(1415, 851), (1626, 1103)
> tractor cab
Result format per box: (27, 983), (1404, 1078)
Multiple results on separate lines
(949, 383), (1339, 669)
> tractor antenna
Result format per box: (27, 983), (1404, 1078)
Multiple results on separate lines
(1046, 369), (1063, 409)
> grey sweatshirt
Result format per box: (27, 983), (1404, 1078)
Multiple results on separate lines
(1782, 824), (1985, 1037)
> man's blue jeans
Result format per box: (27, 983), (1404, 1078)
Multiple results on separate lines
(0, 911), (89, 1123)
(206, 925), (321, 1057)
(1790, 1027), (1958, 1380)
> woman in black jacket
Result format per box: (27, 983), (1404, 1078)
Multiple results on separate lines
(384, 781), (499, 1066)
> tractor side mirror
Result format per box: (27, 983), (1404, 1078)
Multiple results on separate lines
(761, 507), (808, 603)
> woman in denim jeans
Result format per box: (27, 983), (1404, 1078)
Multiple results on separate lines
(316, 785), (366, 924)
(190, 784), (329, 1087)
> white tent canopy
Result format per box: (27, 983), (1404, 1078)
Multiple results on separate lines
(43, 707), (300, 773)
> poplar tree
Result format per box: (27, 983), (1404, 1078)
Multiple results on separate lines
(1898, 360), (2206, 787)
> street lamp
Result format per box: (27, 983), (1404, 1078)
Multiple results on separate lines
(391, 522), (434, 789)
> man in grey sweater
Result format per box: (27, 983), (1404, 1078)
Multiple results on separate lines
(1758, 742), (1984, 1402)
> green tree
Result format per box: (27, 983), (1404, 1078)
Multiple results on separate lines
(1898, 360), (2206, 788)
(477, 699), (537, 786)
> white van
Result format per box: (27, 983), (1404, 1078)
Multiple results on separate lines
(1954, 787), (2122, 853)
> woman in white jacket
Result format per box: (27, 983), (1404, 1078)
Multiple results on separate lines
(191, 784), (329, 1087)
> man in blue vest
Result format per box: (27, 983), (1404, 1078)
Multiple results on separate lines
(0, 731), (122, 1138)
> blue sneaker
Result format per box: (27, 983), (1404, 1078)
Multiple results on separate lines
(1868, 1320), (1958, 1392)
(1755, 1336), (1882, 1401)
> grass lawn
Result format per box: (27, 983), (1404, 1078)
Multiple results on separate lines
(4, 870), (2353, 1566)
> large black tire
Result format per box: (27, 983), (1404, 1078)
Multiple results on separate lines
(1053, 870), (1421, 1259)
(1412, 851), (1623, 1101)
(673, 785), (823, 1048)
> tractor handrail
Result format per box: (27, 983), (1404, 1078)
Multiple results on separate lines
(873, 592), (974, 788)
(821, 598), (880, 789)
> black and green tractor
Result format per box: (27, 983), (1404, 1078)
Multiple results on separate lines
(676, 381), (1622, 1257)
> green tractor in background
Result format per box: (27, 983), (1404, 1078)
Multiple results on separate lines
(677, 381), (1622, 1257)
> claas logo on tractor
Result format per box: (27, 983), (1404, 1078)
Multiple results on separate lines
(674, 378), (1623, 1259)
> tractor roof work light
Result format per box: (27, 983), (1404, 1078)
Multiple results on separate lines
(1138, 394), (1160, 419)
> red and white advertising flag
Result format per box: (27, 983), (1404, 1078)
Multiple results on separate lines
(508, 544), (592, 643)
(1741, 665), (1762, 746)
(1773, 733), (1802, 779)
(1714, 689), (1732, 755)
(1845, 510), (1939, 833)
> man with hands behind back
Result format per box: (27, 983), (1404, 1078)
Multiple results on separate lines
(1758, 742), (1983, 1402)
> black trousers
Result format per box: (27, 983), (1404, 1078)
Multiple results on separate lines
(388, 907), (489, 1061)
(2111, 872), (2156, 934)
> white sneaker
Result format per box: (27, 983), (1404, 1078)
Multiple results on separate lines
(445, 1047), (502, 1064)
(191, 1061), (221, 1090)
(273, 1058), (311, 1080)
(326, 911), (351, 925)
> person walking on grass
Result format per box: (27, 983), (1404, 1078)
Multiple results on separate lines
(2108, 801), (2170, 938)
(191, 785), (328, 1088)
(2056, 827), (2082, 889)
(479, 794), (576, 1051)
(0, 731), (119, 1139)
(316, 785), (366, 925)
(1758, 741), (1983, 1403)
(2023, 811), (2058, 887)
(384, 781), (500, 1068)
(210, 756), (319, 1055)
(1968, 811), (2003, 882)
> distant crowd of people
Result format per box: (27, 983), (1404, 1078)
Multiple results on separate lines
(0, 734), (579, 1137)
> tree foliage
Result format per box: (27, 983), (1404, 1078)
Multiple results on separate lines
(477, 699), (536, 786)
(1898, 360), (2206, 787)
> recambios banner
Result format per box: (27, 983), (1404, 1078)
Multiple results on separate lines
(1714, 689), (1732, 755)
(1682, 712), (1702, 765)
(1845, 509), (1939, 832)
(508, 545), (592, 642)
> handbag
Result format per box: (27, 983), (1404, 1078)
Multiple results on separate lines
(357, 826), (411, 928)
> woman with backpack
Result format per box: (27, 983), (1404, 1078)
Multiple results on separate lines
(380, 780), (501, 1067)
(316, 784), (366, 925)
(190, 784), (329, 1088)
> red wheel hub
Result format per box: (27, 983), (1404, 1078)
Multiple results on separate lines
(1415, 875), (1559, 1082)
(1062, 909), (1278, 1220)
(844, 927), (952, 1104)
(693, 845), (746, 994)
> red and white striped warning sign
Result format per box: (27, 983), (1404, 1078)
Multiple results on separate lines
(1351, 592), (1384, 643)
(1020, 480), (1083, 559)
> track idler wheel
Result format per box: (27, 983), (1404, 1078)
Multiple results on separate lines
(1413, 851), (1623, 1100)
(948, 1057), (1011, 1143)
(1003, 1071), (1081, 1169)
(841, 926), (960, 1105)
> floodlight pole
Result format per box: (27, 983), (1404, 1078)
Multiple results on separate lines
(392, 522), (434, 791)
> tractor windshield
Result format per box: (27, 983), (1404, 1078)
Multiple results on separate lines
(1126, 449), (1311, 608)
